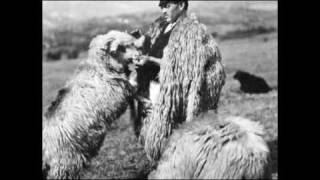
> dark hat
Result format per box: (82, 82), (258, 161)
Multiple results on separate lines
(159, 0), (189, 9)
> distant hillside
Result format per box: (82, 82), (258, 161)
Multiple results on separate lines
(43, 1), (277, 32)
(42, 1), (277, 61)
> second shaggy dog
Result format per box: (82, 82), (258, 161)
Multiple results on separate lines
(148, 111), (271, 179)
(233, 70), (272, 94)
(42, 30), (145, 179)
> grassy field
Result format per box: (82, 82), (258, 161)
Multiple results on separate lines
(42, 32), (278, 179)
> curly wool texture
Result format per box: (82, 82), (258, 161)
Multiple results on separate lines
(42, 31), (138, 179)
(141, 14), (226, 161)
(149, 112), (271, 179)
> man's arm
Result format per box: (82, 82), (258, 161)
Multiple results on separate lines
(134, 55), (162, 67)
(148, 56), (162, 65)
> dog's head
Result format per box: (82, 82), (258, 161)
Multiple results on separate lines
(89, 30), (146, 72)
(107, 30), (146, 63)
(233, 70), (249, 81)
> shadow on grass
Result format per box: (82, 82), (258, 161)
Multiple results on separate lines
(131, 157), (154, 179)
(267, 139), (278, 174)
(133, 171), (149, 179)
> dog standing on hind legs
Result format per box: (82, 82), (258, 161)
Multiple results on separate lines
(42, 30), (147, 179)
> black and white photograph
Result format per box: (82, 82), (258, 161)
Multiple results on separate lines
(42, 1), (278, 179)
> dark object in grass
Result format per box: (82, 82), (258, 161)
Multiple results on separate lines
(233, 70), (272, 94)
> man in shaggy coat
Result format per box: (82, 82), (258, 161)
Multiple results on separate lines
(136, 0), (226, 162)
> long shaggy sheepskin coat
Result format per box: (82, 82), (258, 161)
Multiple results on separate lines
(140, 13), (226, 161)
(148, 111), (271, 179)
(42, 31), (144, 179)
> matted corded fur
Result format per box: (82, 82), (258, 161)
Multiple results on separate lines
(42, 30), (142, 179)
(140, 13), (226, 161)
(148, 111), (271, 179)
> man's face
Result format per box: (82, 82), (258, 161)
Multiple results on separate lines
(161, 3), (184, 23)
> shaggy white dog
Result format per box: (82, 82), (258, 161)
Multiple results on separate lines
(42, 30), (145, 179)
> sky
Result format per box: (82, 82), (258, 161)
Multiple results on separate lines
(43, 1), (159, 19)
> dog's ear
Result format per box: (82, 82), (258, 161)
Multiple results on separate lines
(130, 29), (142, 39)
(104, 37), (115, 52)
(108, 39), (120, 56)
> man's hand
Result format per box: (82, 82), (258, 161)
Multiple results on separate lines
(134, 55), (150, 66)
(133, 55), (161, 67)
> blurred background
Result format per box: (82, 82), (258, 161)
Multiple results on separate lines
(43, 1), (277, 61)
(43, 1), (278, 179)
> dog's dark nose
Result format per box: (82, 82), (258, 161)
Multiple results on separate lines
(130, 29), (142, 39)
